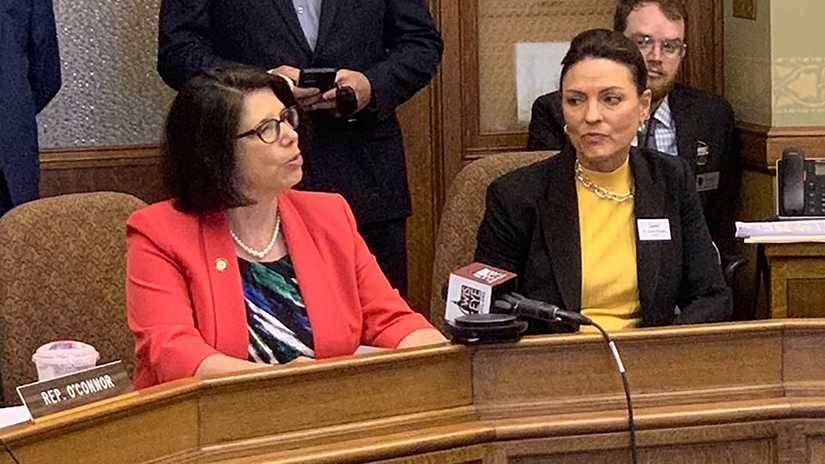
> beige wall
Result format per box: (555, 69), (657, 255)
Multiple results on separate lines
(770, 0), (825, 127)
(724, 0), (772, 126)
(725, 0), (825, 127)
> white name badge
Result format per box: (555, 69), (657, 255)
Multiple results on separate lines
(696, 171), (720, 192)
(637, 219), (671, 241)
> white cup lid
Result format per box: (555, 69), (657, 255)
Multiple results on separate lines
(32, 340), (100, 362)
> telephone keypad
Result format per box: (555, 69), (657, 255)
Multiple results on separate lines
(803, 162), (825, 215)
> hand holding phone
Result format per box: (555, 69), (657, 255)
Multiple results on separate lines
(311, 70), (371, 117)
(298, 68), (338, 92)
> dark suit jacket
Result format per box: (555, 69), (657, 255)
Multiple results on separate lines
(475, 146), (732, 332)
(526, 85), (739, 249)
(157, 0), (443, 224)
(0, 0), (61, 206)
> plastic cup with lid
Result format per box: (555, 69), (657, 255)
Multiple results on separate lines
(31, 341), (100, 382)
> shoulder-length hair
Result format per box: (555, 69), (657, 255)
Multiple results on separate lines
(162, 63), (297, 214)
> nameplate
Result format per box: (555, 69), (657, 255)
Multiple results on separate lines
(696, 171), (720, 192)
(17, 361), (133, 419)
(637, 218), (672, 241)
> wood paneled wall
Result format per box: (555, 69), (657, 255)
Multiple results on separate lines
(39, 146), (165, 205)
(738, 124), (825, 172)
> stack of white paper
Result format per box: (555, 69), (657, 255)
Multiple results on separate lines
(0, 406), (30, 429)
(735, 220), (825, 243)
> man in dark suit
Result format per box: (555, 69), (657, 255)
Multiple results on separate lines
(0, 0), (60, 404)
(527, 0), (737, 249)
(157, 0), (443, 297)
(0, 0), (61, 217)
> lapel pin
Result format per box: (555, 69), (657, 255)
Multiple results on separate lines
(696, 141), (709, 166)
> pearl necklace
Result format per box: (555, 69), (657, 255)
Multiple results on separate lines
(574, 160), (634, 203)
(229, 212), (281, 260)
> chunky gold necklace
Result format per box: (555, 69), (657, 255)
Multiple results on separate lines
(574, 160), (634, 203)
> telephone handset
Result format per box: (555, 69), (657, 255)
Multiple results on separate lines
(777, 147), (825, 218)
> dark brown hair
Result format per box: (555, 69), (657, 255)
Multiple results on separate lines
(559, 29), (648, 96)
(613, 0), (688, 34)
(162, 63), (297, 214)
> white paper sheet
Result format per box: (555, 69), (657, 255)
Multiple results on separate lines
(745, 235), (825, 244)
(735, 220), (825, 238)
(515, 42), (569, 126)
(0, 406), (30, 429)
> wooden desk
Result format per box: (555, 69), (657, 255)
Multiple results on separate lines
(4, 321), (825, 463)
(764, 242), (825, 318)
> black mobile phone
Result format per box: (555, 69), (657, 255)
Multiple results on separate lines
(298, 68), (337, 92)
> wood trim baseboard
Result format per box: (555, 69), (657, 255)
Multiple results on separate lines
(38, 144), (166, 204)
(738, 123), (825, 172)
(40, 145), (161, 170)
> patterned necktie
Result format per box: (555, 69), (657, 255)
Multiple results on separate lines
(644, 118), (657, 150)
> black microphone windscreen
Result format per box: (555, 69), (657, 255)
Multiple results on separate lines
(492, 299), (512, 312)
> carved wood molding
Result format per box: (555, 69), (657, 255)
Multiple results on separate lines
(738, 122), (825, 173)
(38, 145), (165, 204)
(40, 145), (161, 170)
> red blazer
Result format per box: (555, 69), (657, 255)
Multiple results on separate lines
(126, 190), (432, 388)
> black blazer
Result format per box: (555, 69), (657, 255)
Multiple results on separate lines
(475, 146), (732, 332)
(526, 85), (739, 248)
(157, 0), (443, 224)
(0, 0), (61, 206)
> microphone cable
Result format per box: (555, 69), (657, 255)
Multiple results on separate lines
(474, 293), (639, 462)
(589, 320), (638, 464)
(500, 295), (638, 464)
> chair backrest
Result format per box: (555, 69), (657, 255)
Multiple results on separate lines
(430, 151), (555, 330)
(0, 192), (147, 404)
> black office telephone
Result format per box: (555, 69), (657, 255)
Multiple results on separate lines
(777, 147), (825, 218)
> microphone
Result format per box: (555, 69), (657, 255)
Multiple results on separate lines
(443, 262), (516, 323)
(493, 293), (593, 326)
(446, 278), (638, 464)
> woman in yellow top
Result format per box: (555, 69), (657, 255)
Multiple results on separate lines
(475, 29), (731, 333)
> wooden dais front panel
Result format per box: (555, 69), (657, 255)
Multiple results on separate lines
(765, 243), (825, 318)
(5, 322), (825, 463)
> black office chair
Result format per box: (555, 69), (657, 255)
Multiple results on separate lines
(722, 254), (748, 287)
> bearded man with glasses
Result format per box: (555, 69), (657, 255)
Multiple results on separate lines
(528, 0), (738, 253)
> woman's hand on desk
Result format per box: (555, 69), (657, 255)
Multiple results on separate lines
(194, 354), (272, 378)
(395, 329), (447, 349)
(193, 332), (444, 379)
(195, 354), (316, 378)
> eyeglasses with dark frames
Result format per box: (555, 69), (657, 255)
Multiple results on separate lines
(236, 106), (300, 144)
(629, 34), (686, 58)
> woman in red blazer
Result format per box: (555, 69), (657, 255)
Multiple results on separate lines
(127, 64), (444, 389)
